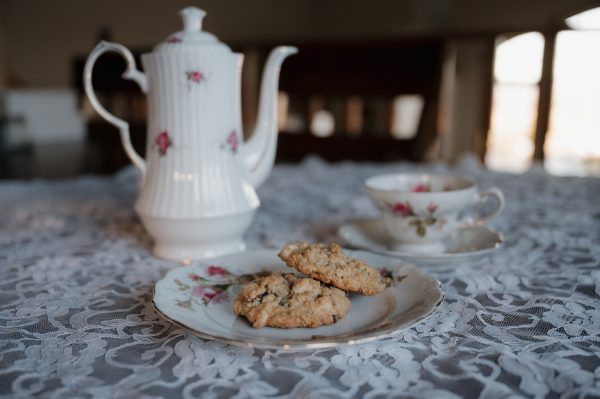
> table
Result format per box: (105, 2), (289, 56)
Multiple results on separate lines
(1, 156), (600, 398)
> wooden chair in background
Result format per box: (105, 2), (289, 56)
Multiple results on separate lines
(73, 39), (444, 174)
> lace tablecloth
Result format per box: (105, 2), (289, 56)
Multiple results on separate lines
(1, 157), (600, 398)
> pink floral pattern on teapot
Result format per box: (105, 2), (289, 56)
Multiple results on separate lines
(155, 131), (172, 156)
(186, 70), (205, 84)
(222, 131), (239, 154)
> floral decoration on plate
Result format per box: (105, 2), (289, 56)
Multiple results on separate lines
(173, 264), (264, 310)
(173, 263), (408, 311)
(153, 249), (443, 350)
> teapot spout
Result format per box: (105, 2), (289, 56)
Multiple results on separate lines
(242, 46), (297, 188)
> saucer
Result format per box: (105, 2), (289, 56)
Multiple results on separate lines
(338, 218), (504, 262)
(153, 249), (443, 350)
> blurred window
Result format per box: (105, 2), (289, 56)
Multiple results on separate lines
(565, 7), (600, 30)
(391, 95), (424, 139)
(544, 31), (600, 175)
(310, 110), (335, 137)
(486, 33), (544, 172)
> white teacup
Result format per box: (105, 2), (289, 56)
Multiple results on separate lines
(365, 173), (505, 253)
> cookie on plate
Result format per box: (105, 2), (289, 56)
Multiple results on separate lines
(233, 272), (350, 329)
(278, 242), (392, 296)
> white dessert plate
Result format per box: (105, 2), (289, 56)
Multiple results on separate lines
(338, 218), (504, 263)
(153, 249), (443, 350)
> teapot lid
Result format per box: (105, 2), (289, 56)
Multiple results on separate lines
(154, 7), (231, 53)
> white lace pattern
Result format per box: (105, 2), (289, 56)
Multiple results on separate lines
(1, 157), (599, 398)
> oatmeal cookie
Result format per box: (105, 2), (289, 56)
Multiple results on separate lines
(278, 242), (391, 295)
(233, 272), (350, 328)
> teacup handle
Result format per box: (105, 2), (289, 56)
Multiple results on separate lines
(474, 187), (505, 224)
(83, 41), (147, 177)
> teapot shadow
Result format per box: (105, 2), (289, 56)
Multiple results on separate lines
(101, 212), (154, 254)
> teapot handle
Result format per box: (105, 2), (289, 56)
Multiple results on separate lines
(83, 41), (147, 176)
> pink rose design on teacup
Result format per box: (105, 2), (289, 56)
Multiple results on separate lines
(412, 183), (430, 192)
(391, 202), (413, 216)
(365, 173), (505, 253)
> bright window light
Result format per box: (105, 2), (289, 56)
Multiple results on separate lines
(486, 33), (544, 173)
(566, 7), (600, 30)
(310, 110), (335, 137)
(494, 32), (545, 84)
(486, 86), (538, 172)
(277, 91), (289, 131)
(390, 95), (424, 139)
(544, 31), (600, 176)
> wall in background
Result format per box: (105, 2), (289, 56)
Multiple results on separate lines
(0, 1), (9, 88)
(0, 0), (596, 88)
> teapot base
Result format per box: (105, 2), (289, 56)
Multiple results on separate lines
(154, 239), (246, 263)
(139, 210), (255, 262)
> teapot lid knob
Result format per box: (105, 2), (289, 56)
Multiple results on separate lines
(153, 6), (228, 52)
(180, 6), (206, 32)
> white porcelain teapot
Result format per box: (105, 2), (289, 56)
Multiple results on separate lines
(84, 7), (297, 261)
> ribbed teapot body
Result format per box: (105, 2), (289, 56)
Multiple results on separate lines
(135, 51), (256, 219)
